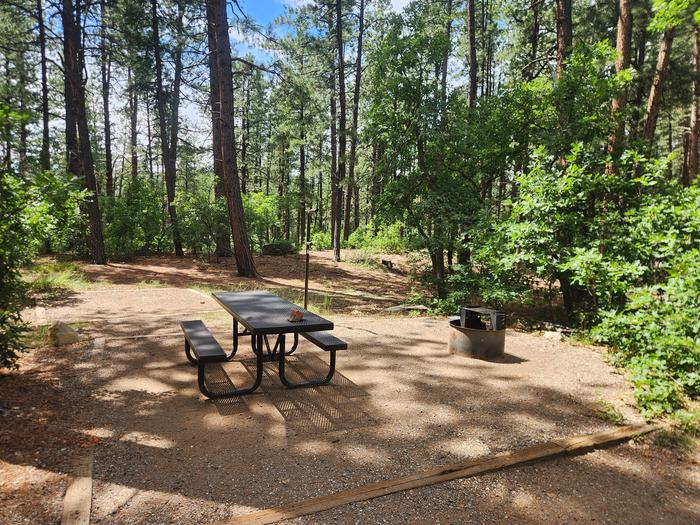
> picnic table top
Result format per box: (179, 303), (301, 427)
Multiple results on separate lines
(212, 290), (334, 335)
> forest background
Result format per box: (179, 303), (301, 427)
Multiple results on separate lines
(1, 0), (699, 422)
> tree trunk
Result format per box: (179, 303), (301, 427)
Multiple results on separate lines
(343, 0), (365, 241)
(630, 2), (651, 138)
(167, 0), (184, 194)
(207, 0), (232, 257)
(37, 0), (51, 171)
(328, 14), (339, 258)
(643, 29), (675, 143)
(467, 0), (477, 105)
(151, 0), (184, 255)
(241, 73), (249, 194)
(146, 97), (154, 180)
(555, 0), (572, 79)
(606, 0), (633, 171)
(299, 99), (306, 245)
(128, 67), (138, 181)
(207, 0), (257, 277)
(333, 0), (346, 261)
(683, 26), (698, 186)
(100, 0), (113, 195)
(61, 0), (106, 263)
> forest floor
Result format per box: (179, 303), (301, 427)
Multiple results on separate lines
(1, 253), (699, 524)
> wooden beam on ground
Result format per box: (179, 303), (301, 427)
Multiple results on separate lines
(60, 453), (93, 525)
(208, 424), (656, 525)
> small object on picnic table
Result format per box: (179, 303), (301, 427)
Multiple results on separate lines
(288, 309), (304, 322)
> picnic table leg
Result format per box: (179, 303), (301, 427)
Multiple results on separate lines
(278, 334), (337, 389)
(228, 319), (252, 361)
(263, 333), (299, 359)
(184, 338), (197, 365)
(197, 333), (264, 398)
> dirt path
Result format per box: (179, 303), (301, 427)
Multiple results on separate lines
(2, 260), (699, 524)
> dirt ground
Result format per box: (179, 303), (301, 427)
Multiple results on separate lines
(1, 255), (698, 524)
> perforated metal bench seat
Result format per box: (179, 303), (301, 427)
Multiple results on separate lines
(301, 331), (348, 351)
(180, 320), (226, 363)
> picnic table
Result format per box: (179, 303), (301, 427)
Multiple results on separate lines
(180, 290), (347, 398)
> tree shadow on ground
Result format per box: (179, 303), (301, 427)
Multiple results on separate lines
(2, 315), (698, 524)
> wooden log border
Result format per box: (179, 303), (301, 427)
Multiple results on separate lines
(208, 424), (656, 525)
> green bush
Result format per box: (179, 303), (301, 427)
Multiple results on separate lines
(0, 107), (30, 367)
(103, 178), (164, 258)
(310, 231), (331, 250)
(175, 182), (228, 256)
(25, 171), (87, 255)
(593, 250), (700, 418)
(243, 192), (279, 252)
(346, 221), (408, 252)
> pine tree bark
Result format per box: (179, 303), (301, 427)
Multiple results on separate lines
(299, 99), (306, 245)
(100, 0), (113, 195)
(467, 0), (477, 105)
(61, 0), (106, 263)
(128, 67), (138, 180)
(606, 0), (633, 171)
(333, 0), (346, 261)
(207, 0), (257, 276)
(151, 0), (184, 255)
(206, 0), (232, 257)
(555, 0), (573, 79)
(343, 0), (365, 241)
(37, 0), (51, 171)
(643, 29), (675, 143)
(327, 14), (339, 257)
(683, 26), (698, 186)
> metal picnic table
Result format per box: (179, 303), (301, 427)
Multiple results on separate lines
(209, 290), (341, 395)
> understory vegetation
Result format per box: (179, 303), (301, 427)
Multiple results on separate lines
(1, 0), (699, 421)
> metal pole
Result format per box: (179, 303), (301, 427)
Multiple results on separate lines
(303, 209), (316, 309)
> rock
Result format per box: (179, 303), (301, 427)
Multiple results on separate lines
(261, 242), (297, 256)
(542, 330), (562, 342)
(384, 304), (429, 313)
(48, 321), (80, 346)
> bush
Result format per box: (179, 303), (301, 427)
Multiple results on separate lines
(0, 158), (29, 368)
(310, 231), (331, 250)
(24, 171), (87, 255)
(346, 221), (408, 252)
(243, 192), (280, 252)
(103, 178), (164, 258)
(175, 182), (228, 256)
(593, 250), (700, 418)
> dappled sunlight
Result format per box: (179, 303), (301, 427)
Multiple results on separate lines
(4, 287), (697, 524)
(120, 431), (175, 449)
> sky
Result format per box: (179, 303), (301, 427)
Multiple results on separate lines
(232, 0), (412, 28)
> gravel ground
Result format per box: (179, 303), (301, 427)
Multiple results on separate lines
(2, 279), (698, 524)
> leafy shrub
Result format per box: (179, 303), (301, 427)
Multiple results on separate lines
(310, 231), (331, 250)
(346, 221), (408, 252)
(593, 250), (700, 418)
(175, 183), (228, 256)
(0, 112), (30, 367)
(24, 171), (87, 255)
(243, 192), (279, 251)
(103, 178), (164, 258)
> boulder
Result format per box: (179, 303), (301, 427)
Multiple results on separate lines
(48, 321), (80, 346)
(261, 242), (297, 256)
(541, 330), (562, 342)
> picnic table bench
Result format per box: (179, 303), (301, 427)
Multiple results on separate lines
(180, 290), (347, 398)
